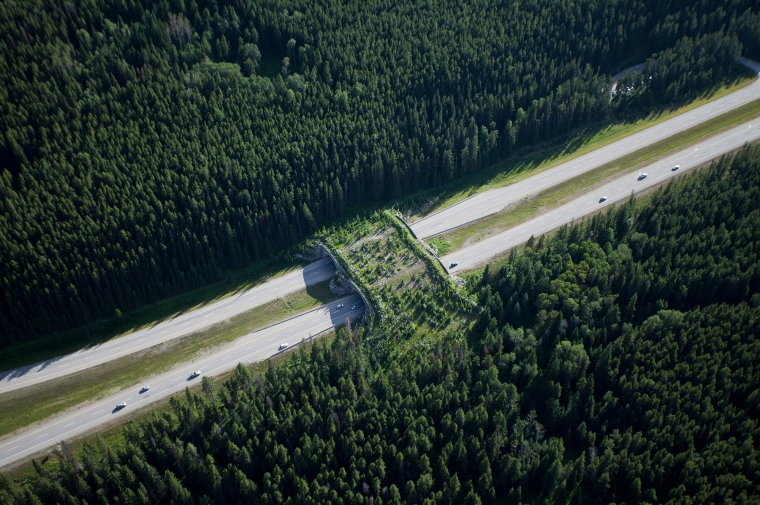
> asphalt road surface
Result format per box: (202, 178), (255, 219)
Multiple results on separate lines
(441, 120), (760, 272)
(0, 258), (336, 393)
(0, 295), (364, 470)
(412, 57), (760, 239)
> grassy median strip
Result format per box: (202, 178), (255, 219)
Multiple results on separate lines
(414, 73), (756, 218)
(438, 98), (760, 251)
(2, 330), (339, 477)
(0, 280), (337, 438)
(0, 257), (302, 373)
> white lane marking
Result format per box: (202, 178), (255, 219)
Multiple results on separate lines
(92, 411), (103, 416)
(0, 299), (369, 462)
(36, 434), (47, 439)
(136, 338), (144, 342)
(173, 377), (183, 381)
(7, 446), (19, 452)
(159, 330), (168, 335)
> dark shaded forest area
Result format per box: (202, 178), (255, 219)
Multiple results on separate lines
(3, 147), (757, 504)
(1, 0), (759, 342)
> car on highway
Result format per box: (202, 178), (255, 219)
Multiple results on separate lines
(672, 165), (680, 171)
(351, 303), (362, 310)
(450, 261), (459, 268)
(139, 386), (150, 393)
(638, 173), (647, 180)
(189, 370), (201, 379)
(278, 343), (289, 351)
(599, 196), (607, 203)
(336, 303), (344, 309)
(115, 402), (127, 410)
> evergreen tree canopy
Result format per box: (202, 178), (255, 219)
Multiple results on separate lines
(3, 146), (759, 504)
(1, 0), (759, 342)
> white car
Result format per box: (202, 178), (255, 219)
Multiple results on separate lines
(189, 370), (201, 378)
(351, 304), (362, 310)
(278, 343), (289, 351)
(115, 402), (127, 410)
(449, 261), (459, 269)
(599, 196), (607, 203)
(140, 386), (150, 393)
(336, 303), (344, 309)
(671, 165), (680, 171)
(638, 173), (647, 180)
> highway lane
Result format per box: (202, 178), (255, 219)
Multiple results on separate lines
(0, 294), (365, 470)
(441, 120), (760, 272)
(412, 57), (760, 239)
(0, 258), (336, 393)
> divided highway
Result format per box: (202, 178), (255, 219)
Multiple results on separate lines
(3, 60), (759, 472)
(412, 57), (760, 239)
(0, 295), (365, 470)
(441, 120), (760, 272)
(0, 258), (336, 393)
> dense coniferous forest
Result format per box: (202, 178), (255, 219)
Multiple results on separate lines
(3, 147), (758, 504)
(1, 0), (760, 342)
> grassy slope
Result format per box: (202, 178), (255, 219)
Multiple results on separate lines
(438, 97), (760, 251)
(1, 334), (334, 478)
(6, 71), (754, 374)
(0, 257), (300, 373)
(0, 281), (336, 438)
(1, 69), (756, 472)
(410, 73), (756, 219)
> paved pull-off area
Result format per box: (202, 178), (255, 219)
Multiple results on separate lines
(0, 295), (365, 470)
(0, 258), (336, 393)
(441, 120), (760, 272)
(412, 58), (760, 239)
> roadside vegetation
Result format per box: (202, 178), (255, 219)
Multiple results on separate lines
(408, 74), (757, 221)
(425, 237), (452, 256)
(2, 0), (760, 500)
(3, 147), (759, 503)
(3, 0), (759, 344)
(319, 212), (475, 363)
(437, 96), (760, 251)
(0, 281), (336, 438)
(0, 257), (300, 373)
